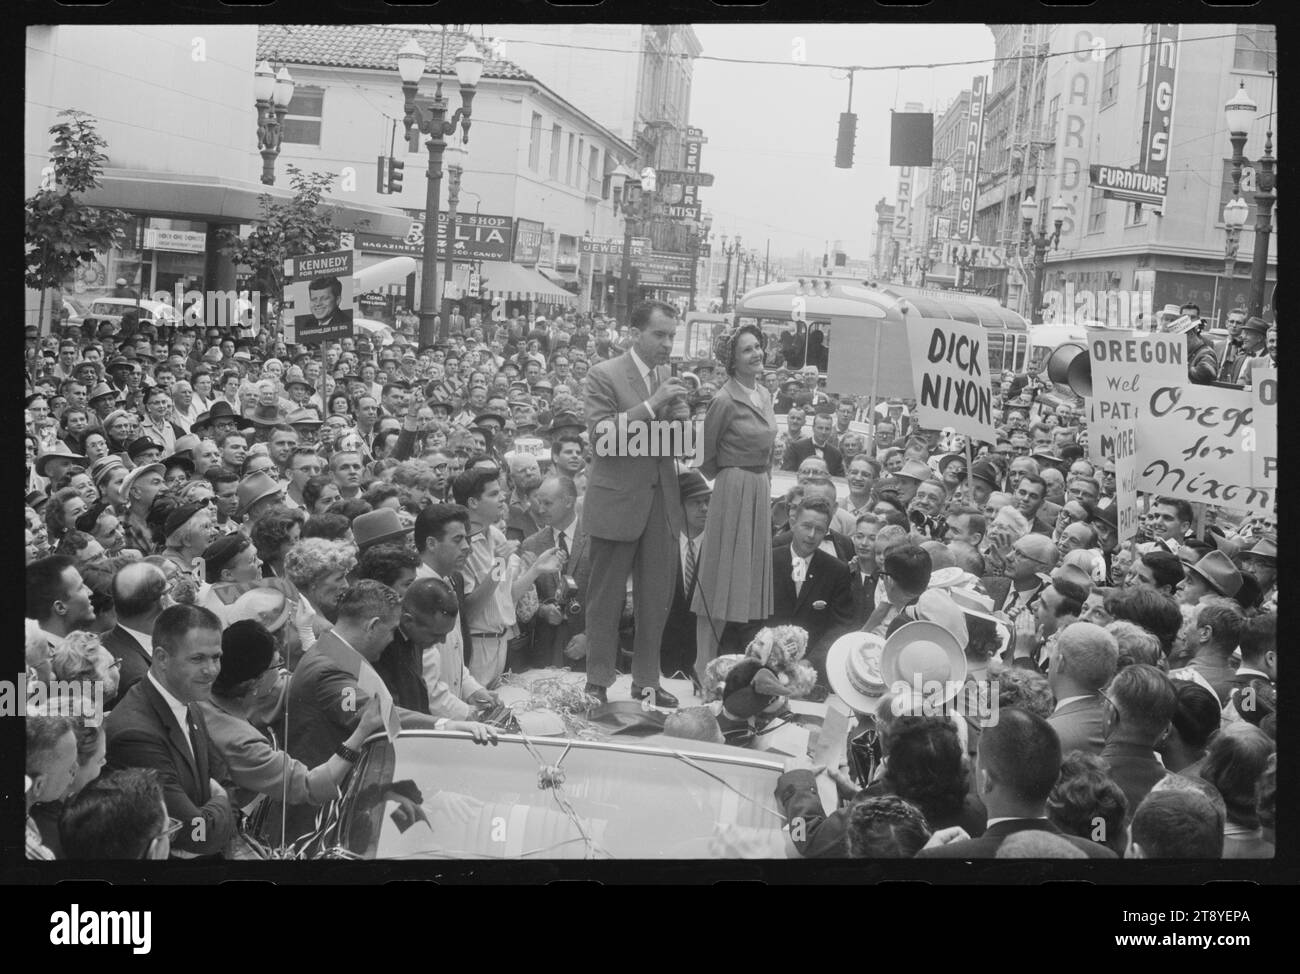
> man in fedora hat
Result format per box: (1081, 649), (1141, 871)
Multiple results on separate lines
(1160, 312), (1219, 384)
(235, 470), (284, 524)
(352, 508), (414, 552)
(1222, 315), (1269, 385)
(1240, 536), (1277, 610)
(1176, 549), (1242, 605)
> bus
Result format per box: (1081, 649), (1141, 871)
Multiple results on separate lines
(726, 278), (1031, 400)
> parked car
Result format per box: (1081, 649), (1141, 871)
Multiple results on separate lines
(318, 728), (793, 859)
(78, 297), (185, 329)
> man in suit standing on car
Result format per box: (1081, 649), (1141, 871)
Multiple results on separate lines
(581, 300), (688, 707)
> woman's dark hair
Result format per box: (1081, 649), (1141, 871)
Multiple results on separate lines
(720, 324), (766, 378)
(965, 615), (1003, 663)
(1198, 725), (1275, 829)
(1104, 586), (1183, 656)
(1169, 679), (1222, 751)
(213, 619), (276, 698)
(248, 505), (306, 562)
(302, 474), (337, 513)
(844, 795), (931, 858)
(355, 543), (421, 587)
(1046, 752), (1129, 857)
(880, 716), (968, 825)
(326, 389), (351, 417)
(301, 512), (352, 542)
(332, 498), (372, 521)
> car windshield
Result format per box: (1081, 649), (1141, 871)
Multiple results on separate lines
(339, 733), (789, 859)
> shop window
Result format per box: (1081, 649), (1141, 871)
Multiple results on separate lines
(283, 87), (324, 145)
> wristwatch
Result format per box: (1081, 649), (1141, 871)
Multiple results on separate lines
(335, 742), (362, 763)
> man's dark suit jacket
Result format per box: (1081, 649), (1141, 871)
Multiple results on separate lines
(1099, 741), (1168, 824)
(915, 817), (1117, 858)
(846, 557), (877, 627)
(660, 533), (701, 677)
(102, 624), (153, 706)
(781, 436), (844, 477)
(522, 523), (590, 668)
(506, 499), (543, 543)
(772, 527), (854, 564)
(104, 677), (234, 857)
(373, 626), (430, 715)
(768, 544), (855, 680)
(776, 770), (987, 858)
(1049, 695), (1108, 758)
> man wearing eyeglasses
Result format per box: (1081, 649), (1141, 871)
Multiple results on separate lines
(59, 768), (177, 860)
(991, 534), (1059, 619)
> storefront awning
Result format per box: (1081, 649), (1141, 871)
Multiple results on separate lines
(463, 261), (577, 305)
(84, 169), (413, 237)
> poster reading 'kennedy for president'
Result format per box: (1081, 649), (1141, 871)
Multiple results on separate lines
(282, 250), (355, 344)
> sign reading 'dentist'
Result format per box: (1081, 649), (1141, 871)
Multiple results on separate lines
(282, 249), (354, 344)
(905, 319), (995, 442)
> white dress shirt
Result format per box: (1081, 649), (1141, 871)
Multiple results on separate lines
(791, 551), (811, 594)
(147, 672), (194, 760)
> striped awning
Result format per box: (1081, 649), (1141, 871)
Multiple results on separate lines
(453, 262), (577, 305)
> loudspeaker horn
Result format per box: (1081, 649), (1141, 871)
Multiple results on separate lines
(1045, 342), (1092, 398)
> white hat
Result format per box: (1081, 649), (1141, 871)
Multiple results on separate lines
(879, 620), (967, 704)
(825, 632), (889, 715)
(225, 588), (293, 632)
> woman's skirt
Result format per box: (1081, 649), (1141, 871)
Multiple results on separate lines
(691, 465), (773, 623)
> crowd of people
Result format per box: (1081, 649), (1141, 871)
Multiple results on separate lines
(23, 296), (1277, 860)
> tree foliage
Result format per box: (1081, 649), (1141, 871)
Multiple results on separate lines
(219, 165), (365, 299)
(24, 110), (133, 292)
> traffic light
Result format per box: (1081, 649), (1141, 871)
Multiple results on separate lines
(376, 155), (389, 194)
(835, 112), (857, 169)
(387, 157), (405, 194)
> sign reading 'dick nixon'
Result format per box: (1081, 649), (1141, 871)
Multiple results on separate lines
(906, 319), (995, 442)
(283, 249), (355, 344)
(1135, 383), (1273, 513)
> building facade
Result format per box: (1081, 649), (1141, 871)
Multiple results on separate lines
(25, 24), (411, 330)
(256, 24), (646, 321)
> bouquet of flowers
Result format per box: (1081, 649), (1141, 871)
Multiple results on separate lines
(744, 625), (817, 699)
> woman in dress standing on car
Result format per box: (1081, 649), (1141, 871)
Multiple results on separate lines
(693, 325), (778, 685)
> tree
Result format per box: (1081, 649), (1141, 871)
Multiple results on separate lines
(25, 110), (133, 332)
(219, 165), (366, 330)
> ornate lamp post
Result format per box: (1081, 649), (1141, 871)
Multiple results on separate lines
(396, 33), (483, 347)
(720, 234), (740, 313)
(1224, 80), (1276, 319)
(441, 141), (467, 330)
(687, 211), (712, 312)
(1020, 194), (1068, 325)
(613, 167), (647, 326)
(254, 59), (295, 186)
(1222, 195), (1250, 319)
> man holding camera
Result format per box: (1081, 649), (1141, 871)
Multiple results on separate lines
(522, 474), (591, 669)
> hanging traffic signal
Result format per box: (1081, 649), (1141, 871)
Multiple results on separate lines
(376, 155), (390, 194)
(835, 112), (857, 169)
(387, 157), (405, 194)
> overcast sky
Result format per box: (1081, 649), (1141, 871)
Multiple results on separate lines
(689, 24), (995, 267)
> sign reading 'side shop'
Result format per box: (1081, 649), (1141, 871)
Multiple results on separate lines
(905, 318), (995, 442)
(282, 249), (354, 345)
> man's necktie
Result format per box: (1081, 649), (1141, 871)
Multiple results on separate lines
(557, 530), (569, 559)
(685, 537), (699, 600)
(792, 556), (807, 597)
(648, 367), (660, 395)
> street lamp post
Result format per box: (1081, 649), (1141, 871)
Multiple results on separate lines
(254, 60), (295, 186)
(720, 235), (740, 313)
(613, 169), (645, 326)
(441, 142), (467, 332)
(396, 33), (483, 348)
(687, 212), (712, 313)
(1223, 196), (1249, 320)
(1020, 195), (1068, 325)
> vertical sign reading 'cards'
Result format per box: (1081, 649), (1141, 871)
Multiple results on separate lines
(282, 249), (355, 345)
(905, 319), (996, 443)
